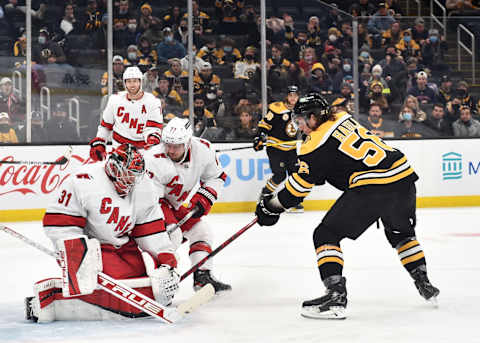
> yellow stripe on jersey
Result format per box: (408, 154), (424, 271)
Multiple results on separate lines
(258, 120), (272, 131)
(286, 179), (310, 197)
(316, 245), (342, 253)
(397, 239), (420, 253)
(265, 136), (297, 151)
(299, 112), (350, 155)
(348, 156), (415, 188)
(292, 173), (314, 189)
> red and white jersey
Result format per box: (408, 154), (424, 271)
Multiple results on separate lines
(144, 137), (227, 210)
(43, 163), (173, 257)
(96, 91), (163, 149)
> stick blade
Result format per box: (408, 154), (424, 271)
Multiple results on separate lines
(177, 284), (215, 315)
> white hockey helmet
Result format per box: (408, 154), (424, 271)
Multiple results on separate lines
(123, 66), (143, 90)
(162, 117), (193, 162)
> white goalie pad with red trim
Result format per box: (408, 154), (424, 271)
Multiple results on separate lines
(56, 236), (103, 297)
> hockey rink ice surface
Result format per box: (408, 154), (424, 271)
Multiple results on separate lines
(1, 208), (479, 343)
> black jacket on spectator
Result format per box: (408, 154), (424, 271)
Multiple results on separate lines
(44, 117), (79, 143)
(424, 116), (454, 137)
(32, 41), (66, 64)
(407, 85), (437, 104)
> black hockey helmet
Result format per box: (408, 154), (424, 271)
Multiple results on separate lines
(287, 85), (299, 94)
(293, 92), (330, 121)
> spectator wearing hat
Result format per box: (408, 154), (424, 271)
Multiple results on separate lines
(138, 3), (161, 34)
(44, 102), (79, 143)
(424, 103), (453, 137)
(447, 80), (478, 116)
(359, 103), (397, 138)
(164, 58), (189, 93)
(183, 94), (217, 137)
(32, 28), (67, 66)
(307, 63), (333, 95)
(0, 77), (25, 123)
(17, 111), (49, 143)
(367, 3), (395, 36)
(80, 0), (102, 34)
(411, 17), (428, 45)
(437, 75), (454, 106)
(395, 29), (421, 61)
(156, 27), (186, 64)
(407, 71), (436, 104)
(0, 112), (19, 143)
(452, 106), (480, 137)
(101, 55), (125, 96)
(234, 46), (260, 80)
(421, 28), (448, 73)
(367, 81), (390, 112)
(194, 62), (222, 96)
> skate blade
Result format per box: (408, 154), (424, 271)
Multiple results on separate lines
(301, 306), (346, 320)
(286, 208), (304, 213)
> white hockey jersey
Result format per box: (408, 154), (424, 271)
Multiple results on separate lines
(144, 137), (227, 210)
(96, 91), (163, 149)
(43, 163), (173, 256)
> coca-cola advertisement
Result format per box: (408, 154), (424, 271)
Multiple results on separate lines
(0, 145), (92, 217)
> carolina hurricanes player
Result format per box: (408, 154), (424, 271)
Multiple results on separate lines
(25, 144), (179, 322)
(144, 118), (231, 293)
(89, 66), (163, 161)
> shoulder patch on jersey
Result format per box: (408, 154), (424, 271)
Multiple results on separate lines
(269, 101), (289, 114)
(299, 112), (351, 155)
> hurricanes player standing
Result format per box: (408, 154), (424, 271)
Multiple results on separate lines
(89, 66), (163, 161)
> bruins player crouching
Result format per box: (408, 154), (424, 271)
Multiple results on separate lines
(255, 93), (439, 319)
(253, 85), (303, 212)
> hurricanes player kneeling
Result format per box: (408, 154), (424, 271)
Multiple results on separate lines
(89, 66), (164, 162)
(25, 144), (179, 322)
(144, 118), (231, 293)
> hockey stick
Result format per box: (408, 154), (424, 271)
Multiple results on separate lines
(215, 145), (253, 153)
(180, 217), (258, 282)
(215, 140), (301, 153)
(0, 224), (213, 322)
(166, 207), (198, 234)
(0, 146), (73, 165)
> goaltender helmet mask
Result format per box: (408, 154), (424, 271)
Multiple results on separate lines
(293, 92), (331, 130)
(105, 144), (145, 197)
(161, 117), (193, 163)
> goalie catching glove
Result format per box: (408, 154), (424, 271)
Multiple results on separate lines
(89, 137), (107, 162)
(142, 251), (179, 306)
(56, 235), (103, 297)
(255, 195), (285, 226)
(189, 186), (217, 218)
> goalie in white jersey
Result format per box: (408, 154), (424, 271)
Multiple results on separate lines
(89, 66), (164, 162)
(25, 144), (179, 322)
(144, 118), (231, 293)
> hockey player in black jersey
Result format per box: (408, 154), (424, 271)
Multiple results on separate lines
(255, 92), (439, 319)
(253, 85), (303, 212)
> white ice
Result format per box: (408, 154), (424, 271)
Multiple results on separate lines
(1, 208), (479, 343)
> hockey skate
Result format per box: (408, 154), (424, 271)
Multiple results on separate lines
(194, 269), (231, 294)
(301, 276), (347, 320)
(286, 203), (304, 213)
(411, 267), (440, 305)
(25, 296), (38, 322)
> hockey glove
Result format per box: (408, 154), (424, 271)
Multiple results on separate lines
(145, 133), (161, 149)
(143, 252), (179, 306)
(190, 186), (217, 218)
(255, 196), (285, 226)
(253, 132), (267, 151)
(89, 137), (107, 162)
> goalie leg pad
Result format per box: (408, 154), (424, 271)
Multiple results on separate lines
(56, 235), (102, 297)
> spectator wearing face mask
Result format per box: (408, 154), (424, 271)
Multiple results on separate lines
(325, 27), (344, 52)
(32, 28), (67, 66)
(182, 94), (217, 137)
(113, 0), (133, 28)
(124, 45), (140, 67)
(452, 106), (480, 137)
(395, 105), (437, 138)
(298, 47), (319, 77)
(450, 80), (477, 115)
(175, 19), (189, 46)
(156, 27), (186, 64)
(197, 39), (221, 66)
(285, 30), (309, 63)
(421, 29), (448, 73)
(395, 30), (421, 60)
(0, 112), (19, 143)
(180, 45), (205, 73)
(234, 46), (260, 80)
(358, 48), (374, 73)
(217, 37), (242, 66)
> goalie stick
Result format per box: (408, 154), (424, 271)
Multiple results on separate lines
(0, 224), (214, 323)
(180, 217), (258, 282)
(0, 146), (73, 165)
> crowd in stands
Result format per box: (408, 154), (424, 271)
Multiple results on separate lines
(1, 0), (480, 144)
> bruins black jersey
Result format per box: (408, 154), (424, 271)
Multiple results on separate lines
(278, 112), (418, 207)
(257, 101), (298, 151)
